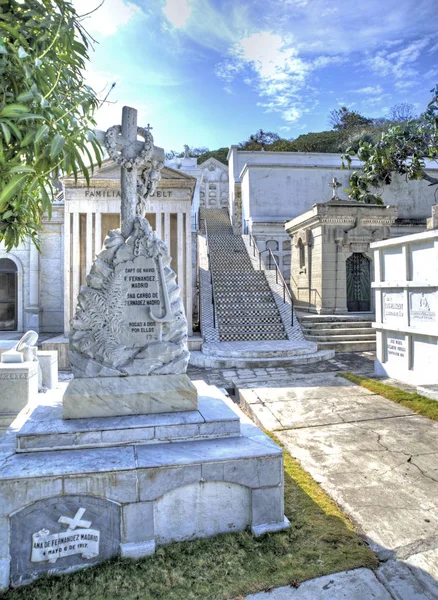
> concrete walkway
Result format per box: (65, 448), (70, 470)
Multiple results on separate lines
(238, 372), (438, 600)
(244, 568), (392, 599)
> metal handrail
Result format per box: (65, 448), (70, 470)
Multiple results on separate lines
(248, 232), (258, 256)
(247, 239), (294, 326)
(203, 218), (217, 329)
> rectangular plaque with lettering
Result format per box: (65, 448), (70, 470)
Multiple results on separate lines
(386, 336), (407, 360)
(116, 255), (162, 346)
(383, 292), (405, 323)
(409, 291), (437, 327)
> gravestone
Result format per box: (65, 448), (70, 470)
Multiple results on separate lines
(10, 496), (120, 587)
(0, 107), (288, 590)
(64, 106), (196, 419)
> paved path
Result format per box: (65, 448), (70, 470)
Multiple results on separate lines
(238, 372), (438, 600)
(243, 568), (392, 599)
(187, 351), (375, 391)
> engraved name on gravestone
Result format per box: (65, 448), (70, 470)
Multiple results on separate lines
(383, 292), (405, 322)
(117, 254), (162, 345)
(10, 496), (120, 586)
(409, 291), (437, 326)
(387, 336), (407, 360)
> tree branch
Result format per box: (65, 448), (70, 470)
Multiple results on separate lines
(422, 171), (438, 186)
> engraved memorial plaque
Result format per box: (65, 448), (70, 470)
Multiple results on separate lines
(116, 254), (162, 346)
(383, 292), (405, 323)
(409, 291), (437, 327)
(10, 496), (120, 586)
(386, 335), (407, 361)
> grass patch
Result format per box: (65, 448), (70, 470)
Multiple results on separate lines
(1, 443), (377, 600)
(339, 372), (438, 422)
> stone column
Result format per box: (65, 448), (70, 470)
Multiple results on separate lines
(71, 212), (80, 316)
(28, 240), (40, 331)
(86, 212), (93, 275)
(177, 212), (185, 302)
(155, 212), (162, 239)
(185, 210), (193, 335)
(63, 207), (71, 334)
(94, 211), (102, 257)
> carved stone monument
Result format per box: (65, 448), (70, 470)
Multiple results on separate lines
(64, 107), (196, 419)
(0, 107), (288, 591)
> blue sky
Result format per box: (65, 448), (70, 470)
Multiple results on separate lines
(73, 0), (438, 153)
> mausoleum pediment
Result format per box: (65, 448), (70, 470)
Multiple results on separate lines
(198, 157), (227, 171)
(64, 160), (197, 185)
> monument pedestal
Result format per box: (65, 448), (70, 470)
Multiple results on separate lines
(62, 374), (198, 419)
(0, 381), (289, 589)
(0, 362), (38, 434)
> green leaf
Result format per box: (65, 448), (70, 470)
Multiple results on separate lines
(1, 104), (29, 117)
(9, 165), (35, 174)
(0, 174), (28, 212)
(2, 210), (13, 219)
(17, 113), (45, 121)
(20, 131), (35, 148)
(50, 133), (65, 159)
(17, 90), (34, 103)
(0, 122), (10, 144)
(34, 124), (49, 143)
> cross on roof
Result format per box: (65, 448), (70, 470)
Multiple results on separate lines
(329, 177), (342, 199)
(58, 507), (92, 531)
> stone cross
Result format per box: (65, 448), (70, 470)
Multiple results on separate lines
(119, 106), (139, 237)
(329, 177), (342, 199)
(58, 507), (91, 531)
(94, 107), (164, 237)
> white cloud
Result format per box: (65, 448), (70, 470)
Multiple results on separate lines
(424, 68), (438, 80)
(74, 0), (142, 36)
(363, 38), (430, 80)
(215, 31), (346, 124)
(351, 85), (383, 95)
(162, 0), (193, 29)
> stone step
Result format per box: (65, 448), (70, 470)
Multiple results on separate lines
(218, 314), (283, 323)
(305, 333), (376, 343)
(190, 349), (335, 368)
(219, 323), (286, 333)
(297, 313), (375, 323)
(219, 332), (288, 342)
(315, 340), (376, 351)
(301, 321), (374, 330)
(301, 327), (376, 336)
(201, 340), (318, 358)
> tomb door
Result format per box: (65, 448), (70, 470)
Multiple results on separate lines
(346, 253), (371, 312)
(0, 258), (17, 330)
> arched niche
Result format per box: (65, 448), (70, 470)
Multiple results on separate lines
(0, 255), (23, 331)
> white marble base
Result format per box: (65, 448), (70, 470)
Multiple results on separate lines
(63, 374), (198, 419)
(120, 540), (156, 559)
(37, 351), (58, 390)
(0, 361), (38, 419)
(252, 516), (291, 537)
(17, 394), (240, 452)
(0, 383), (288, 588)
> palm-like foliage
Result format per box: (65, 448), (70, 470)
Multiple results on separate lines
(0, 0), (102, 249)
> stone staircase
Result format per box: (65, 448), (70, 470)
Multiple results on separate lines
(202, 209), (287, 342)
(192, 209), (335, 367)
(298, 313), (376, 352)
